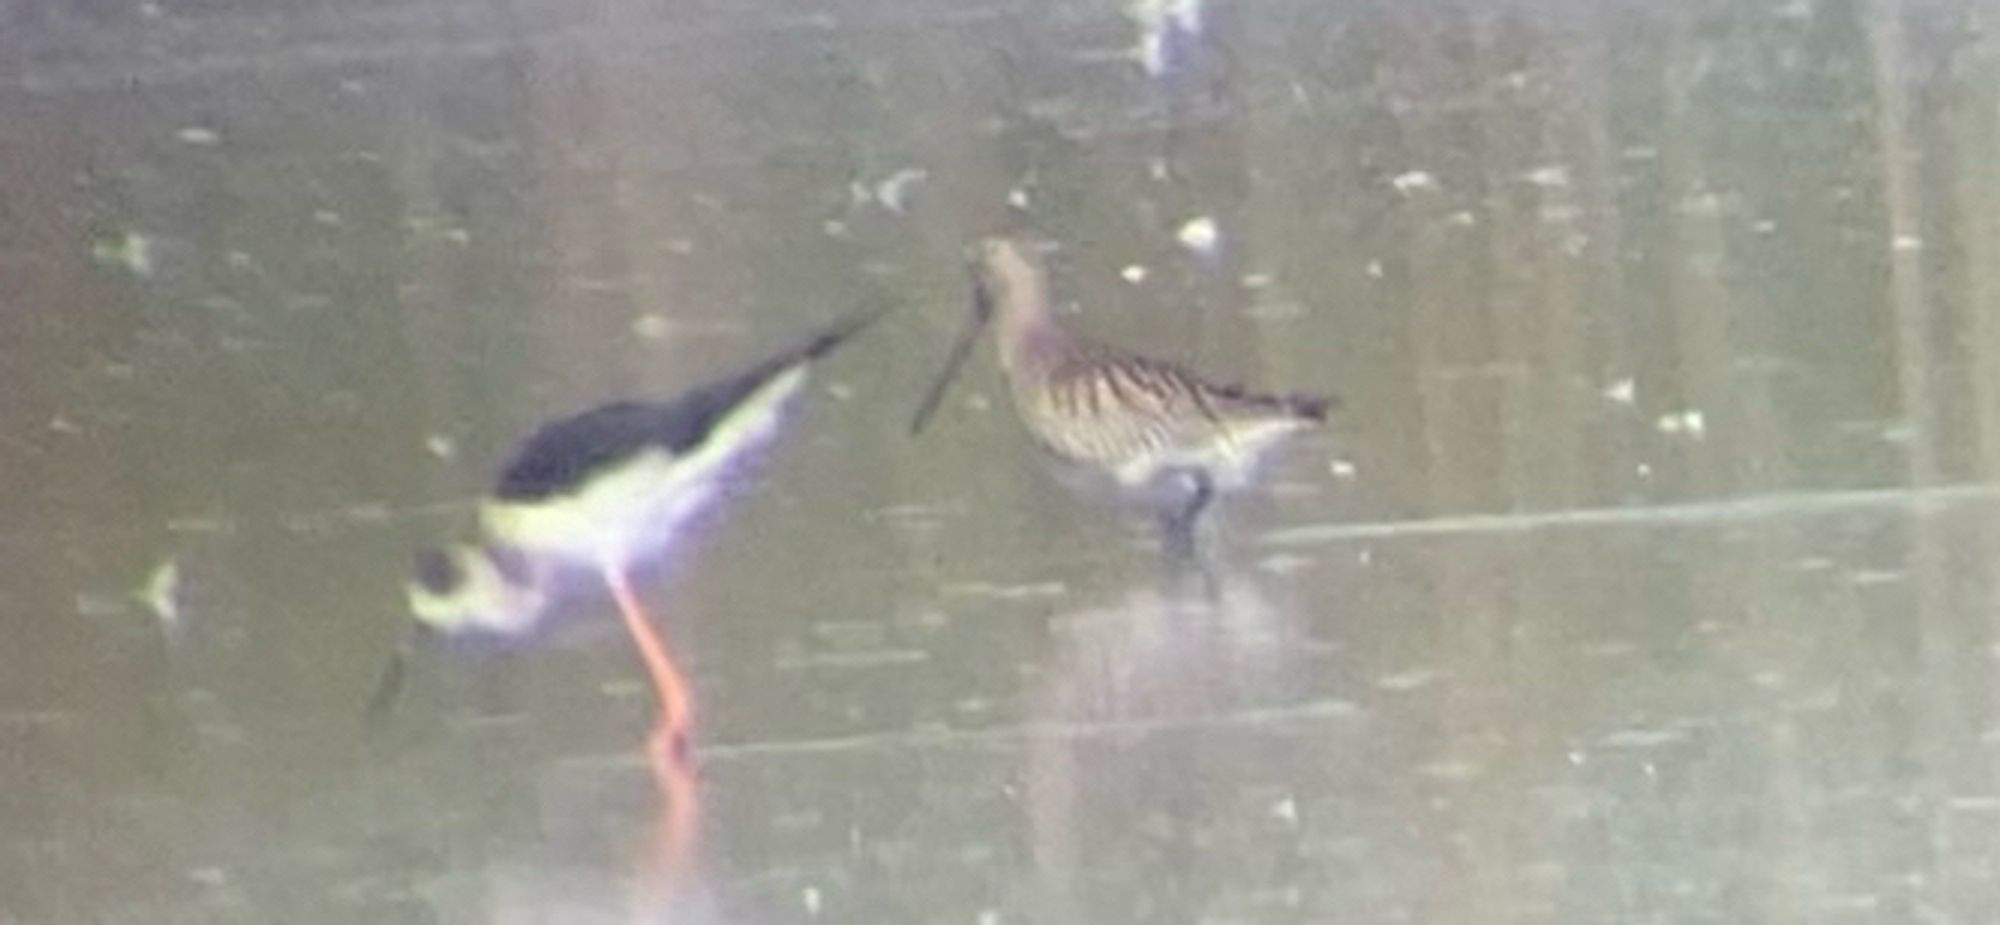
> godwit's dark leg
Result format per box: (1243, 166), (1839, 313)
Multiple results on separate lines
(1159, 468), (1215, 563)
(600, 560), (694, 782)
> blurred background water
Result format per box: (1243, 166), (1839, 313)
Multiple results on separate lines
(7, 0), (2000, 921)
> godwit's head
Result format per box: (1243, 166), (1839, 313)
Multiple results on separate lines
(966, 236), (1053, 324)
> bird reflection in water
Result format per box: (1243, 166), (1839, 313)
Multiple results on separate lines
(1022, 570), (1301, 918)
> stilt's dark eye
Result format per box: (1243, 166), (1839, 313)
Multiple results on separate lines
(414, 547), (461, 593)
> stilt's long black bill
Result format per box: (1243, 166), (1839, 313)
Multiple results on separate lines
(908, 288), (994, 435)
(363, 625), (422, 728)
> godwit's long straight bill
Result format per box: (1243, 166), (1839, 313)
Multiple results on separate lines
(908, 279), (994, 436)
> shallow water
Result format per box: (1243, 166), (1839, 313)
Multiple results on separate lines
(7, 0), (2000, 922)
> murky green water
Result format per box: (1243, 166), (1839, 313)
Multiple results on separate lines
(7, 0), (2000, 921)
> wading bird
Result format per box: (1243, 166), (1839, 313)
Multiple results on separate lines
(371, 304), (888, 776)
(910, 237), (1329, 559)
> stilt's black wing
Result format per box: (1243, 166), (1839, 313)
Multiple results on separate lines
(492, 304), (889, 501)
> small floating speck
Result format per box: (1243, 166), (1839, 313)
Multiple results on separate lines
(1175, 216), (1219, 255)
(1269, 796), (1299, 825)
(1892, 234), (1923, 252)
(822, 218), (849, 237)
(825, 382), (855, 401)
(1522, 165), (1570, 188)
(1601, 378), (1636, 405)
(1446, 210), (1477, 227)
(1256, 553), (1314, 575)
(1847, 568), (1906, 587)
(631, 313), (672, 340)
(312, 209), (342, 227)
(1240, 272), (1273, 289)
(874, 167), (928, 213)
(440, 227), (470, 245)
(424, 434), (456, 459)
(1655, 409), (1706, 438)
(944, 580), (1067, 600)
(1391, 170), (1438, 193)
(802, 886), (823, 916)
(1365, 259), (1384, 278)
(1416, 759), (1482, 781)
(90, 230), (154, 277)
(1006, 187), (1031, 210)
(138, 558), (181, 628)
(1377, 668), (1441, 691)
(1329, 458), (1357, 479)
(1599, 727), (1686, 748)
(1949, 796), (2000, 813)
(175, 127), (221, 146)
(1120, 264), (1149, 284)
(1752, 219), (1778, 235)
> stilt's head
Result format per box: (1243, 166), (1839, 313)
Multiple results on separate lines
(366, 543), (552, 726)
(406, 543), (549, 638)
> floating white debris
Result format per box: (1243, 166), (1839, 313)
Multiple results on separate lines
(1329, 458), (1358, 479)
(632, 313), (672, 340)
(1269, 796), (1299, 826)
(138, 558), (180, 628)
(1377, 668), (1441, 691)
(1257, 553), (1315, 575)
(1416, 760), (1482, 781)
(825, 382), (855, 401)
(1175, 216), (1220, 255)
(874, 167), (928, 213)
(1753, 219), (1778, 235)
(1848, 568), (1906, 586)
(1522, 165), (1570, 188)
(1601, 378), (1637, 405)
(312, 209), (342, 227)
(802, 886), (822, 917)
(1006, 187), (1031, 209)
(944, 580), (1068, 600)
(1655, 410), (1706, 438)
(176, 127), (221, 146)
(1120, 264), (1149, 284)
(1892, 234), (1923, 252)
(1240, 272), (1273, 289)
(91, 230), (154, 277)
(424, 434), (456, 459)
(822, 219), (848, 237)
(1446, 210), (1477, 227)
(1599, 728), (1686, 748)
(1365, 259), (1384, 278)
(1391, 170), (1439, 193)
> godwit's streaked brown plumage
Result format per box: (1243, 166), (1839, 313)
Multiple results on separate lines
(911, 236), (1331, 554)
